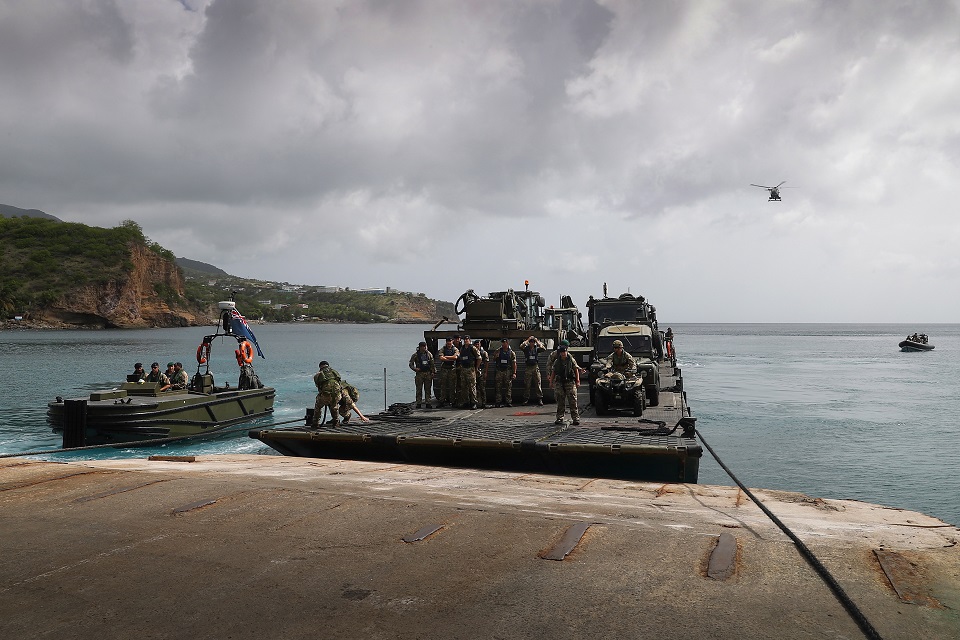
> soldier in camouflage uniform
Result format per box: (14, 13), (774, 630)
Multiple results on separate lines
(451, 334), (464, 403)
(475, 339), (489, 408)
(605, 340), (637, 377)
(337, 381), (370, 423)
(520, 336), (546, 405)
(145, 362), (164, 383)
(548, 345), (580, 425)
(169, 362), (189, 390)
(437, 336), (459, 407)
(311, 361), (342, 428)
(408, 341), (435, 408)
(456, 335), (480, 409)
(493, 338), (517, 407)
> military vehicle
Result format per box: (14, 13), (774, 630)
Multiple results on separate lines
(585, 288), (662, 406)
(543, 295), (587, 346)
(48, 301), (275, 446)
(423, 284), (592, 403)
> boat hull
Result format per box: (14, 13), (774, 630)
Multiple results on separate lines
(48, 387), (275, 445)
(899, 340), (934, 352)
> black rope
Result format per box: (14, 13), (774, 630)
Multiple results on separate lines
(696, 428), (884, 640)
(0, 417), (307, 460)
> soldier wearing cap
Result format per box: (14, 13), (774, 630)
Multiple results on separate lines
(451, 334), (464, 402)
(474, 338), (489, 408)
(145, 362), (164, 384)
(605, 339), (636, 377)
(520, 335), (547, 406)
(493, 338), (517, 407)
(437, 336), (459, 407)
(408, 341), (435, 409)
(311, 361), (343, 428)
(158, 362), (177, 391)
(455, 335), (481, 409)
(548, 344), (580, 425)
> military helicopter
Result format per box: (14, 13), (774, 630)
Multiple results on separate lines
(751, 181), (787, 201)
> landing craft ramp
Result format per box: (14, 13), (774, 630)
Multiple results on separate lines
(251, 355), (700, 482)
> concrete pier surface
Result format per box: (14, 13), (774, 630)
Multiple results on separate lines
(2, 454), (958, 639)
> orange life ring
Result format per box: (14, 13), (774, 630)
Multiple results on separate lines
(238, 340), (254, 364)
(196, 343), (211, 365)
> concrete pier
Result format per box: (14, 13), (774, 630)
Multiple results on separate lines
(2, 455), (958, 639)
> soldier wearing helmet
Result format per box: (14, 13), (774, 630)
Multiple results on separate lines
(605, 340), (636, 377)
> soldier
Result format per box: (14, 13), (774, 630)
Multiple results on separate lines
(493, 338), (517, 407)
(145, 362), (164, 383)
(475, 339), (489, 408)
(605, 340), (637, 377)
(170, 362), (189, 390)
(337, 381), (370, 423)
(408, 341), (435, 409)
(548, 345), (580, 425)
(437, 336), (459, 407)
(158, 362), (178, 391)
(132, 362), (146, 381)
(451, 334), (464, 403)
(311, 361), (342, 428)
(520, 336), (546, 406)
(456, 335), (480, 409)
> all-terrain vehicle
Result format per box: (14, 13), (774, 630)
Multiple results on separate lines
(590, 363), (646, 416)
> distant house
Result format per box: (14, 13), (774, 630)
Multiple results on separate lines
(258, 300), (272, 305)
(356, 287), (387, 295)
(316, 286), (341, 293)
(273, 304), (288, 310)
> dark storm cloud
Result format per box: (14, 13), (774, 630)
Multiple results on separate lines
(1, 0), (959, 320)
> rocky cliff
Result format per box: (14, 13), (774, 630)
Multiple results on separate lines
(40, 245), (203, 328)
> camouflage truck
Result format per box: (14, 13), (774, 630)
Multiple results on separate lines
(585, 290), (663, 407)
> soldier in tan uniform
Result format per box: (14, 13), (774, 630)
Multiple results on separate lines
(408, 341), (435, 408)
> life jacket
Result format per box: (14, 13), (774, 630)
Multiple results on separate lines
(416, 351), (432, 372)
(522, 344), (539, 365)
(458, 345), (477, 368)
(441, 344), (457, 367)
(496, 348), (513, 371)
(553, 355), (575, 382)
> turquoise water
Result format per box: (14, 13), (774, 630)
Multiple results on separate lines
(2, 322), (957, 526)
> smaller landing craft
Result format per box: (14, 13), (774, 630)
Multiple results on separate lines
(751, 181), (787, 201)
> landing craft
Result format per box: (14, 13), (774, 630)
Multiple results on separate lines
(751, 181), (787, 201)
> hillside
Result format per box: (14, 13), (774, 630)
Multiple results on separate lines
(0, 217), (201, 327)
(0, 215), (455, 327)
(0, 203), (62, 221)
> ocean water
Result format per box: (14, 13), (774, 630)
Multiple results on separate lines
(2, 322), (957, 526)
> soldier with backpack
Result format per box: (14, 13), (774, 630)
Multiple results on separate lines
(311, 361), (342, 428)
(337, 381), (370, 423)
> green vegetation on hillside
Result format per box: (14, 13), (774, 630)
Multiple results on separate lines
(183, 279), (452, 323)
(0, 217), (172, 313)
(0, 215), (454, 324)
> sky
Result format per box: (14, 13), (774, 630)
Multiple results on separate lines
(2, 0), (959, 322)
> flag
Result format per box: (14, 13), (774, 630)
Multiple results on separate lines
(229, 309), (265, 359)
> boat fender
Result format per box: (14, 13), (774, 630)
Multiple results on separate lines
(237, 340), (255, 365)
(196, 343), (211, 365)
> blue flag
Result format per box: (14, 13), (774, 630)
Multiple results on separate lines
(229, 309), (265, 359)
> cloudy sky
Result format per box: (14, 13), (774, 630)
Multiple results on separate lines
(2, 0), (959, 322)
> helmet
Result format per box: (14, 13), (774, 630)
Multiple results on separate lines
(612, 340), (623, 348)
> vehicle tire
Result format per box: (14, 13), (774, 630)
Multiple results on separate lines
(594, 391), (607, 416)
(633, 391), (644, 417)
(647, 385), (659, 407)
